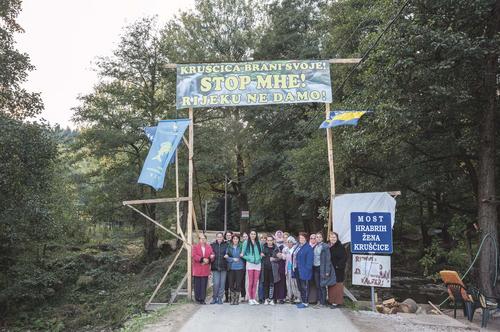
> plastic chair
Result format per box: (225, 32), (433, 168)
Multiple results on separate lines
(468, 287), (498, 328)
(439, 270), (474, 320)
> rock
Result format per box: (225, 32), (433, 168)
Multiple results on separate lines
(400, 298), (418, 313)
(45, 287), (56, 297)
(76, 275), (94, 287)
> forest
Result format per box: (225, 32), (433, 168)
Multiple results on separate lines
(1, 0), (499, 330)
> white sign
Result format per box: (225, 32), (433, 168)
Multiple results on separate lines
(352, 254), (391, 288)
(241, 211), (249, 218)
(333, 192), (396, 244)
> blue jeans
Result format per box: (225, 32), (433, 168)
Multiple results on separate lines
(295, 268), (309, 304)
(313, 266), (326, 305)
(212, 270), (227, 301)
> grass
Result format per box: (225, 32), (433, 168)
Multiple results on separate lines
(119, 299), (190, 332)
(2, 228), (186, 331)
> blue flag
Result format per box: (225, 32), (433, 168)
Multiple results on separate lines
(319, 110), (372, 128)
(143, 126), (156, 142)
(143, 126), (176, 164)
(138, 120), (190, 190)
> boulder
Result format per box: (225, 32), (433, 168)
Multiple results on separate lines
(400, 298), (418, 313)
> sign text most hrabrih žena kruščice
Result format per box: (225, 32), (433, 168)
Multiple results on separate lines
(176, 60), (332, 109)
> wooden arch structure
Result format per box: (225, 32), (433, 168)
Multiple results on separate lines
(122, 58), (366, 310)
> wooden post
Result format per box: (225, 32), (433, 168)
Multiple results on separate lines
(325, 103), (336, 235)
(145, 247), (184, 308)
(175, 150), (180, 235)
(187, 108), (194, 300)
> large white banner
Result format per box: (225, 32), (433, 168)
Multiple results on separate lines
(352, 254), (391, 288)
(333, 192), (396, 244)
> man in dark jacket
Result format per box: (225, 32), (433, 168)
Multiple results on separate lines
(210, 232), (228, 304)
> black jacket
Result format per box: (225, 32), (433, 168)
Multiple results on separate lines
(262, 244), (276, 270)
(329, 241), (347, 283)
(211, 241), (228, 271)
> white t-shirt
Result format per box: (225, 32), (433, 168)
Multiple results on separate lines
(246, 261), (261, 271)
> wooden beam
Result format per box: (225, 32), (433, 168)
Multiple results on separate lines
(170, 273), (188, 304)
(124, 204), (189, 244)
(175, 152), (181, 235)
(145, 247), (184, 308)
(325, 103), (336, 234)
(187, 108), (194, 300)
(192, 204), (200, 237)
(165, 58), (362, 69)
(329, 58), (362, 64)
(122, 197), (190, 205)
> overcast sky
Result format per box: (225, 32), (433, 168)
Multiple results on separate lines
(15, 0), (194, 128)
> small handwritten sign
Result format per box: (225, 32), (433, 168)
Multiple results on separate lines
(352, 254), (391, 288)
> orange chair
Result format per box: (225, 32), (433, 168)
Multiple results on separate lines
(439, 270), (474, 320)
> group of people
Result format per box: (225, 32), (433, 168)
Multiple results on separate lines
(192, 229), (347, 309)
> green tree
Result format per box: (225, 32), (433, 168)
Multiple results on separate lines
(162, 0), (264, 233)
(322, 0), (499, 295)
(0, 0), (43, 119)
(73, 17), (175, 260)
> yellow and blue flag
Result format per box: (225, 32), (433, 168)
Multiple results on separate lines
(319, 110), (372, 128)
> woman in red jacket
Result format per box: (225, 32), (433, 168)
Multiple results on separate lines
(192, 233), (214, 304)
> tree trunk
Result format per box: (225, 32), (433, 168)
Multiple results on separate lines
(235, 144), (250, 234)
(420, 200), (431, 255)
(143, 188), (158, 261)
(477, 0), (500, 297)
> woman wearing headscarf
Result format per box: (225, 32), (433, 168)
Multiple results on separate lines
(328, 232), (347, 308)
(275, 230), (285, 247)
(272, 234), (287, 304)
(283, 236), (301, 303)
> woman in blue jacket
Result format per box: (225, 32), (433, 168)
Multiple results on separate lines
(225, 234), (244, 305)
(293, 232), (314, 308)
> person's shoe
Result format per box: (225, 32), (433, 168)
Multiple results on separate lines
(294, 298), (301, 304)
(218, 297), (224, 304)
(269, 300), (275, 306)
(210, 298), (217, 304)
(296, 303), (307, 309)
(279, 300), (285, 304)
(264, 299), (269, 305)
(330, 304), (338, 309)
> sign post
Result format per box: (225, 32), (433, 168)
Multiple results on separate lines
(351, 211), (393, 311)
(350, 212), (393, 254)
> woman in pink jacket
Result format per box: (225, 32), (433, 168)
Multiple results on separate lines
(192, 233), (214, 304)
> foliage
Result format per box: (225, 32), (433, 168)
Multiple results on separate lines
(0, 0), (43, 119)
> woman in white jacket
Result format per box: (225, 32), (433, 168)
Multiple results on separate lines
(283, 236), (301, 303)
